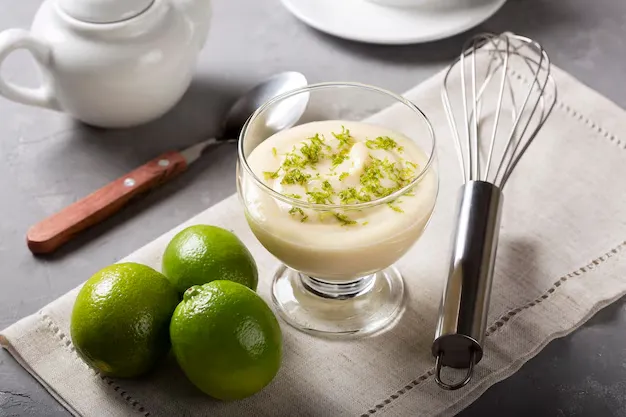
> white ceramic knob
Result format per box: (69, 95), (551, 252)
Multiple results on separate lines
(57, 0), (155, 23)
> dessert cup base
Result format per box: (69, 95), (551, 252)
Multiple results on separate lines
(271, 264), (405, 337)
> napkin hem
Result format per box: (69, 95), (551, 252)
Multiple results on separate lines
(0, 338), (81, 417)
(556, 100), (625, 150)
(508, 67), (625, 151)
(36, 311), (152, 417)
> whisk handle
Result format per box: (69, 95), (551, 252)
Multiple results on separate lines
(432, 181), (503, 388)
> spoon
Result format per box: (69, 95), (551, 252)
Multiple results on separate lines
(26, 71), (309, 255)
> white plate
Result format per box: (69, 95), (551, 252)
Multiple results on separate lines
(280, 0), (507, 45)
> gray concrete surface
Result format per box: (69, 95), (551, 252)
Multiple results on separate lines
(1, 0), (625, 415)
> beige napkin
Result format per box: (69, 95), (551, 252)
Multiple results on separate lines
(2, 60), (626, 417)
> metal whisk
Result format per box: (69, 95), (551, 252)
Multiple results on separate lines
(431, 32), (557, 390)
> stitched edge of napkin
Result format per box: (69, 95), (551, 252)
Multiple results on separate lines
(0, 317), (81, 417)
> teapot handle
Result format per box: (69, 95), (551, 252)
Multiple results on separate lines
(0, 29), (60, 111)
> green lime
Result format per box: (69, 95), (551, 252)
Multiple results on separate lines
(70, 262), (179, 378)
(170, 280), (282, 400)
(162, 225), (258, 293)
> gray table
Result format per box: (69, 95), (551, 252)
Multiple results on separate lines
(1, 0), (625, 415)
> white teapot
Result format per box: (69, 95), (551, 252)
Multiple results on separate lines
(0, 0), (211, 128)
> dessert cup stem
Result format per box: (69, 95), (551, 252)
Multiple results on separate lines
(271, 264), (405, 336)
(300, 274), (376, 300)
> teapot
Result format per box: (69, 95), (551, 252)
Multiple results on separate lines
(0, 0), (211, 128)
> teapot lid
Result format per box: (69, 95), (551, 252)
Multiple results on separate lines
(57, 0), (155, 23)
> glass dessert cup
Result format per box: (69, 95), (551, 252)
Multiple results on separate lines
(237, 82), (438, 337)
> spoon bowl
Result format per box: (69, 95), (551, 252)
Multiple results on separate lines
(221, 72), (309, 141)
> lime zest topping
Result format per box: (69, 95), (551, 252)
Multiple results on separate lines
(281, 169), (311, 186)
(387, 201), (404, 213)
(334, 212), (356, 226)
(300, 133), (330, 165)
(330, 126), (355, 168)
(359, 155), (417, 200)
(331, 149), (349, 168)
(338, 187), (372, 204)
(332, 126), (354, 147)
(366, 136), (399, 151)
(289, 207), (308, 222)
(399, 166), (415, 182)
(362, 221), (369, 226)
(282, 152), (306, 170)
(261, 128), (419, 212)
(360, 158), (389, 198)
(306, 180), (334, 204)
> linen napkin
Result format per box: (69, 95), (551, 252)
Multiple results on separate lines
(2, 59), (626, 417)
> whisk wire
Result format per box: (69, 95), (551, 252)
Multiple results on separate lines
(459, 43), (472, 182)
(471, 36), (480, 180)
(496, 46), (554, 186)
(500, 75), (557, 186)
(442, 32), (556, 189)
(441, 86), (467, 183)
(491, 39), (546, 186)
(483, 35), (510, 183)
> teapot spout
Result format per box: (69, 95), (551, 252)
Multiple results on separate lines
(175, 0), (211, 48)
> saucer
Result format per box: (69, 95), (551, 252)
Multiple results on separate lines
(280, 0), (507, 45)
